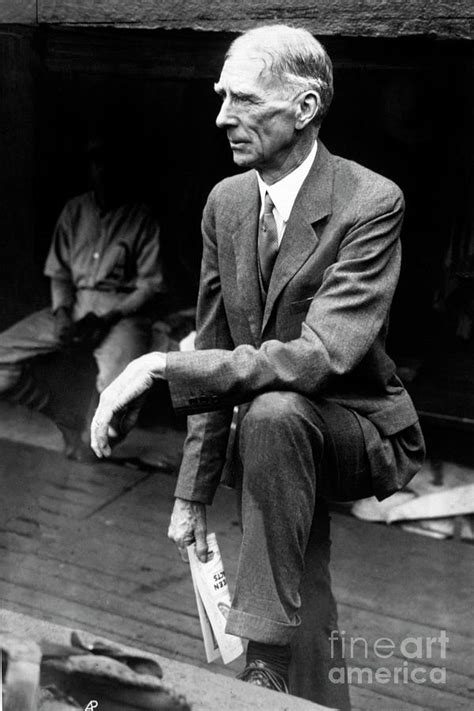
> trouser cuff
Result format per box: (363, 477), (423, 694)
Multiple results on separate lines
(226, 607), (300, 645)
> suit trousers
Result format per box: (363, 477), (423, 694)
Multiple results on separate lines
(225, 391), (374, 710)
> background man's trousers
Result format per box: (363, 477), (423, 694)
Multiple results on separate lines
(226, 392), (375, 710)
(0, 290), (152, 411)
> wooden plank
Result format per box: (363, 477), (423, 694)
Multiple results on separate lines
(0, 515), (239, 624)
(38, 0), (474, 39)
(350, 686), (428, 711)
(1, 521), (191, 590)
(338, 603), (473, 678)
(348, 672), (471, 710)
(0, 578), (205, 661)
(0, 592), (235, 675)
(310, 619), (473, 709)
(0, 547), (195, 613)
(0, 586), (243, 679)
(0, 0), (36, 23)
(331, 514), (474, 634)
(1, 502), (240, 605)
(0, 437), (150, 522)
(1, 521), (182, 577)
(0, 438), (151, 491)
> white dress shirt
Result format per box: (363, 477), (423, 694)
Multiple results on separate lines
(256, 140), (318, 246)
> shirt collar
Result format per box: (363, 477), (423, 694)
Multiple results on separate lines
(256, 139), (318, 222)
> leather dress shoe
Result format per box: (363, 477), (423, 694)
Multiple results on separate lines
(236, 660), (289, 693)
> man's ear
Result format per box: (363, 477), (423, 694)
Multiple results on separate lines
(295, 90), (320, 130)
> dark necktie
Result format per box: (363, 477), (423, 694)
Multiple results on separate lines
(258, 192), (279, 292)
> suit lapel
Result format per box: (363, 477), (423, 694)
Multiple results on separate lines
(261, 141), (334, 333)
(231, 173), (263, 343)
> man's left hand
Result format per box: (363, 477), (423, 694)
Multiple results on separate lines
(90, 352), (167, 457)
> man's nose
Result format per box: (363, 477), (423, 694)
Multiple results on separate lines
(216, 98), (238, 129)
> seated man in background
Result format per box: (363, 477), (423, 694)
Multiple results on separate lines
(0, 138), (164, 459)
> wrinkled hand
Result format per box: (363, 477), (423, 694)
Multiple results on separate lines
(54, 307), (75, 346)
(168, 498), (208, 563)
(91, 352), (166, 457)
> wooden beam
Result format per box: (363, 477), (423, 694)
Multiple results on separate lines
(0, 27), (38, 306)
(38, 0), (474, 39)
(0, 0), (36, 23)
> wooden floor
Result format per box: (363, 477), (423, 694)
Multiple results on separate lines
(0, 431), (473, 711)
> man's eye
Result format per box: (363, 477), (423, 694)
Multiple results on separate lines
(214, 93), (255, 108)
(234, 96), (253, 106)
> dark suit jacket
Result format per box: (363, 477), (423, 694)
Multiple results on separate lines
(166, 142), (424, 503)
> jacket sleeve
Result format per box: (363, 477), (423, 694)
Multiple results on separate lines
(167, 183), (405, 417)
(173, 187), (235, 504)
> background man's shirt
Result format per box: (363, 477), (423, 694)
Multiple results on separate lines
(44, 192), (163, 312)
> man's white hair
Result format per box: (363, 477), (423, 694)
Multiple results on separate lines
(227, 24), (334, 126)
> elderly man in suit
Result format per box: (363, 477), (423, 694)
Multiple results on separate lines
(91, 24), (424, 709)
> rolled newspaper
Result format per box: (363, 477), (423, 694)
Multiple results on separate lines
(188, 533), (244, 664)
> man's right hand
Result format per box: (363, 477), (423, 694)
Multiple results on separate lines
(168, 498), (208, 563)
(54, 307), (75, 345)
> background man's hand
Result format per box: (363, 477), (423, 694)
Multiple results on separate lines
(73, 311), (120, 346)
(54, 306), (75, 345)
(90, 352), (166, 457)
(168, 498), (208, 563)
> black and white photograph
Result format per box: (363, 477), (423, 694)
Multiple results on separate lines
(0, 2), (472, 709)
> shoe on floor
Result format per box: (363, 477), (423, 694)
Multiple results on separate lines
(66, 440), (100, 464)
(55, 422), (98, 463)
(55, 422), (83, 459)
(236, 660), (289, 693)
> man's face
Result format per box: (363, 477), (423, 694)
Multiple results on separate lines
(214, 51), (300, 179)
